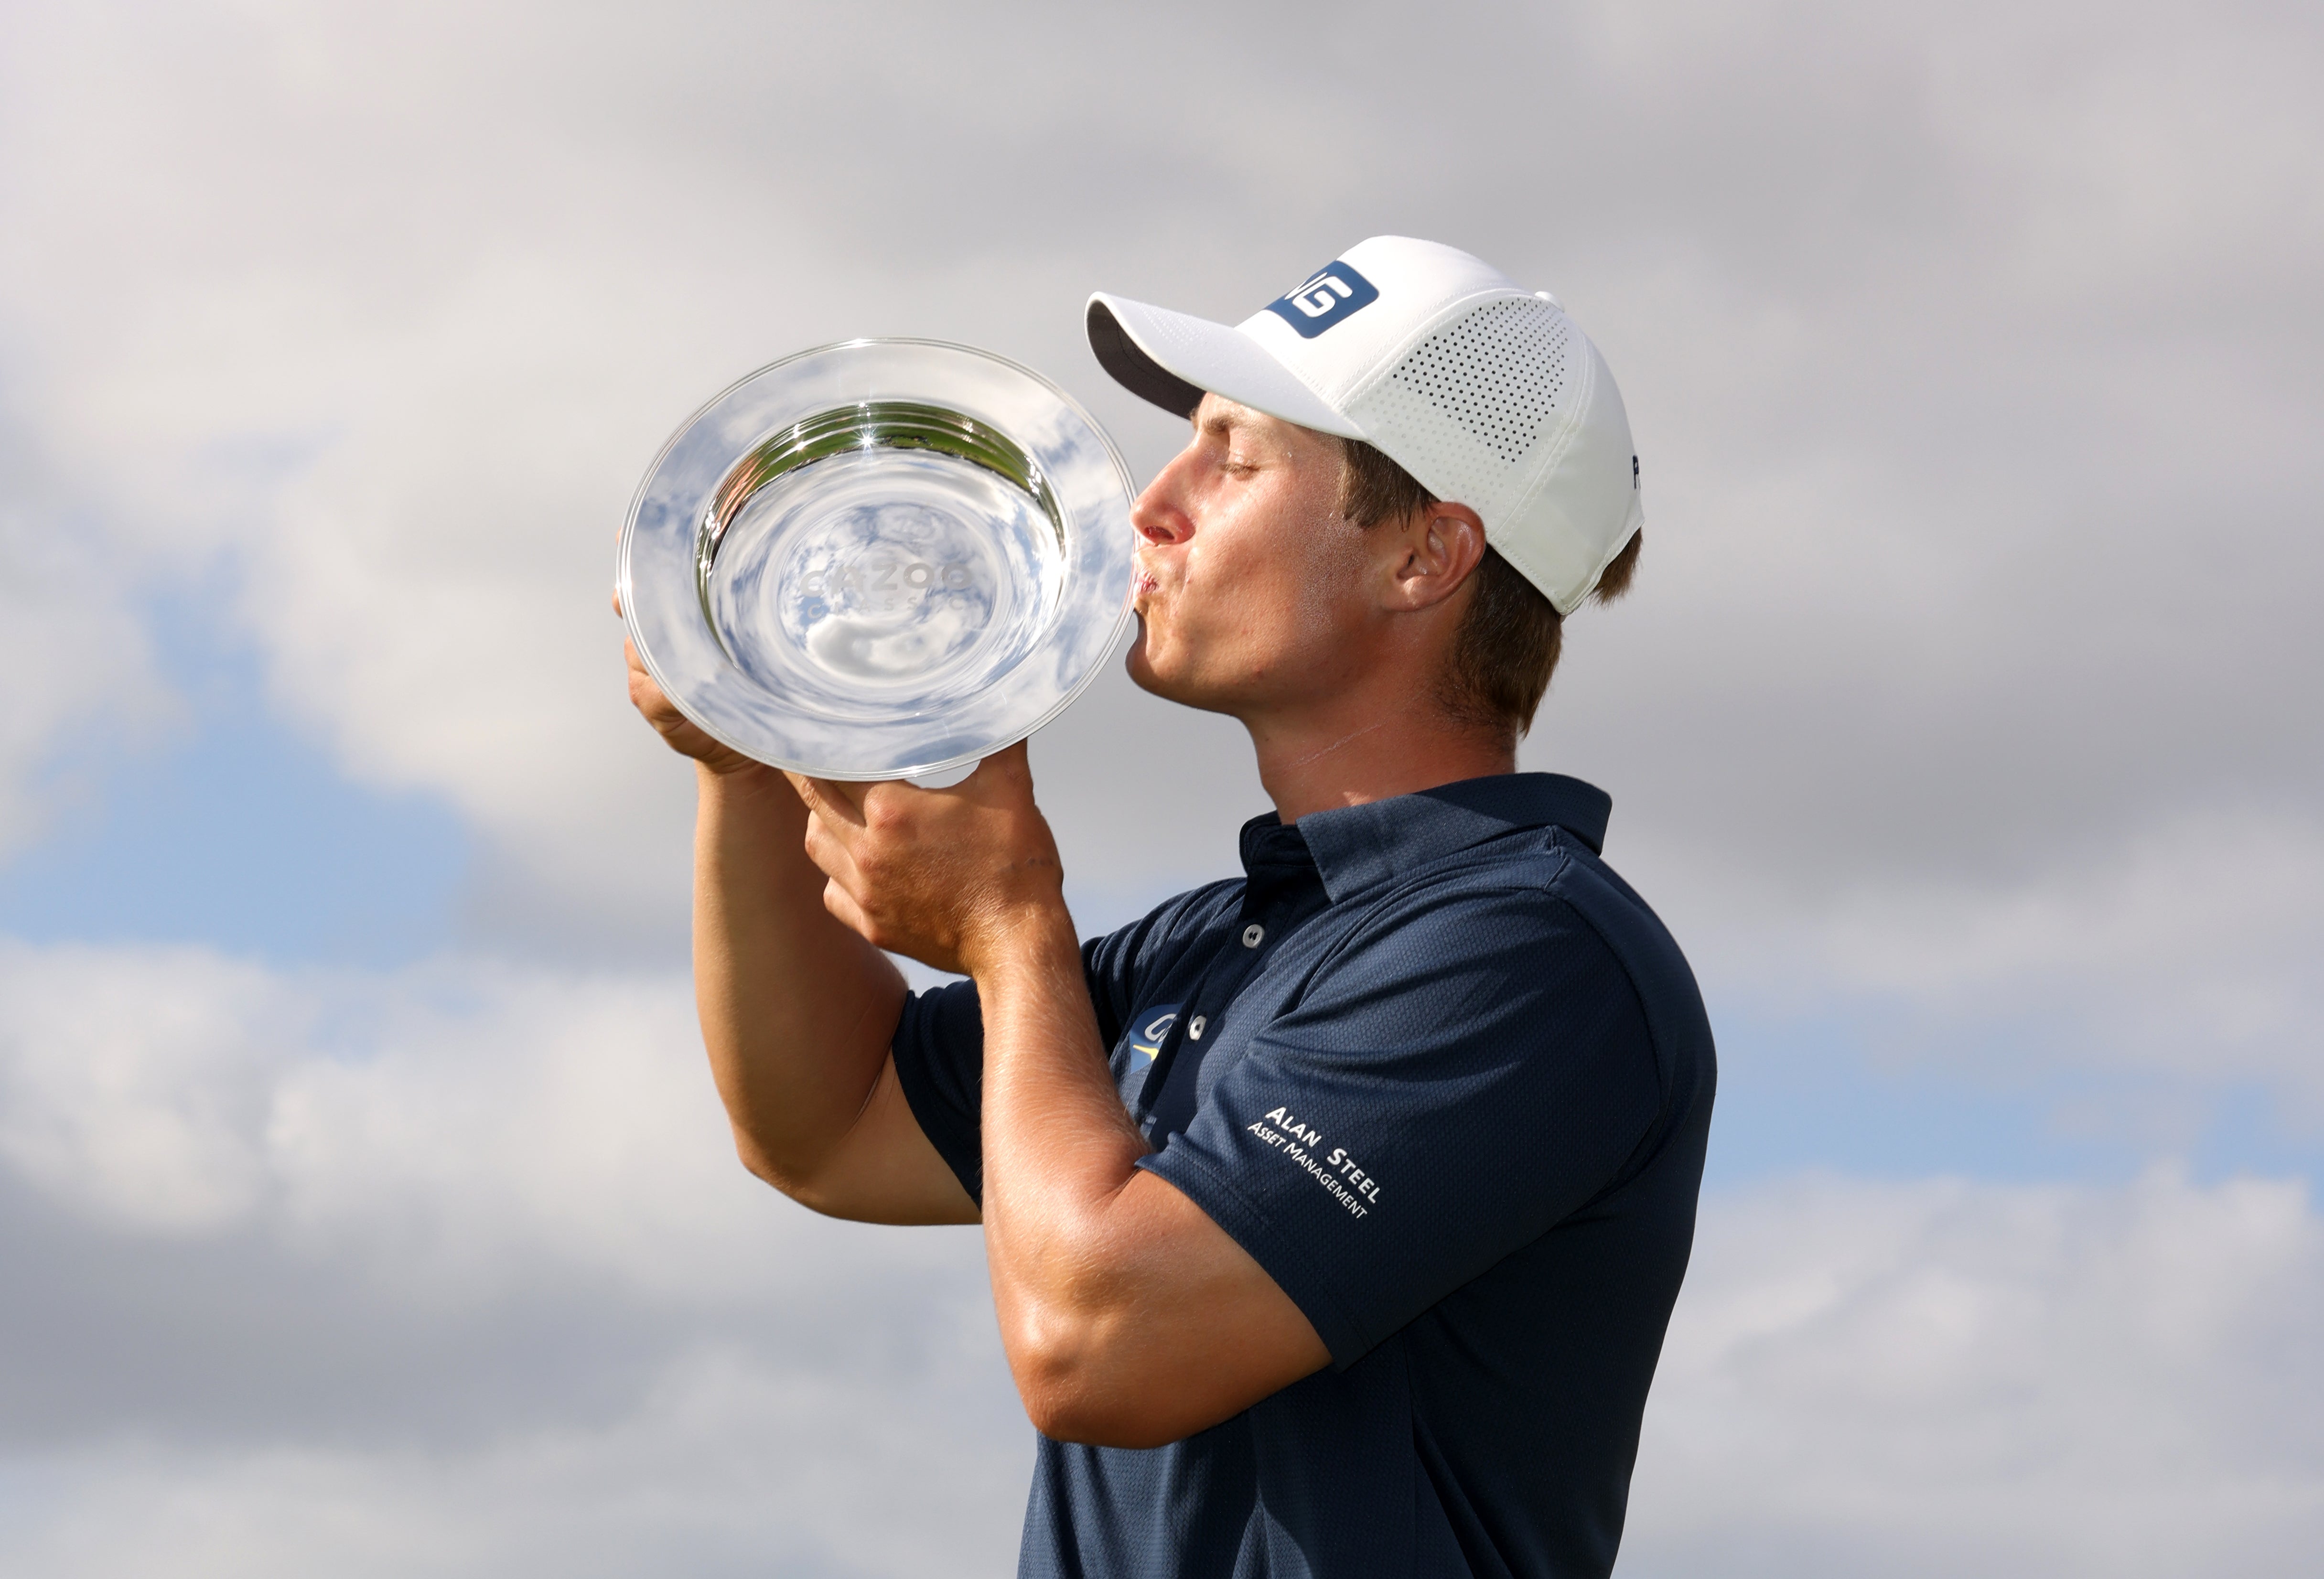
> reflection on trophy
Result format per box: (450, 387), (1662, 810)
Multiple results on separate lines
(619, 341), (1136, 780)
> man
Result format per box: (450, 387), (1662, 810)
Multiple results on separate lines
(625, 237), (1714, 1578)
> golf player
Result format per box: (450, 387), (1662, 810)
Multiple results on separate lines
(625, 237), (1715, 1578)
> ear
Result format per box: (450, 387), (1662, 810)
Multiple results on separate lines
(1381, 501), (1488, 613)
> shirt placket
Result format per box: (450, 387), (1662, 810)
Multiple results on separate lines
(1133, 892), (1297, 1140)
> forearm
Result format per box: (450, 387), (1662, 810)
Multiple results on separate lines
(975, 914), (1326, 1444)
(781, 748), (1326, 1438)
(974, 907), (1155, 1415)
(693, 761), (905, 1189)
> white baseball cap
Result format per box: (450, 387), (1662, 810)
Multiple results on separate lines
(1087, 236), (1643, 615)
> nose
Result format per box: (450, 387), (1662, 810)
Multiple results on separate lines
(1131, 441), (1199, 547)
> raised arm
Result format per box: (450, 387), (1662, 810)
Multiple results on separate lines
(626, 635), (975, 1225)
(793, 749), (1330, 1446)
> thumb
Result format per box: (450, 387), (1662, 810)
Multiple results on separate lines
(973, 739), (1034, 795)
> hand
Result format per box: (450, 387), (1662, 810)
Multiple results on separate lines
(617, 584), (763, 777)
(792, 743), (1067, 977)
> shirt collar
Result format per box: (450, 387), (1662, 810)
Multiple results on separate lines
(1247, 773), (1609, 905)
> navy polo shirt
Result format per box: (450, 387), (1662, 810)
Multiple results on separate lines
(891, 773), (1715, 1579)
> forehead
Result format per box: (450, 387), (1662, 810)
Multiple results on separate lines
(1182, 395), (1349, 537)
(1191, 393), (1330, 459)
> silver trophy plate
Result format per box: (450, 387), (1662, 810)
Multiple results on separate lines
(619, 339), (1137, 780)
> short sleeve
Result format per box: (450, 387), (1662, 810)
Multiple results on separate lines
(1137, 889), (1663, 1365)
(891, 881), (1238, 1205)
(889, 975), (987, 1202)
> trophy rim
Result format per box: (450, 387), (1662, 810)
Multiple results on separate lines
(618, 338), (1137, 781)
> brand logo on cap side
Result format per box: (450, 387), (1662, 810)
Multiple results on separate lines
(1265, 261), (1380, 339)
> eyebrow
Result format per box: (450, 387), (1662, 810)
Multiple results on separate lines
(1193, 398), (1254, 442)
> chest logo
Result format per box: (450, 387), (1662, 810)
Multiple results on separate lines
(1129, 1008), (1179, 1062)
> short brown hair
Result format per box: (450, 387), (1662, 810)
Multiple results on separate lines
(1335, 438), (1640, 740)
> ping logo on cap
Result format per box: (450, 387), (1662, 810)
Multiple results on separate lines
(1266, 261), (1379, 338)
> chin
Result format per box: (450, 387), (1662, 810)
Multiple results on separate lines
(1125, 649), (1243, 722)
(1124, 637), (1169, 698)
(1124, 633), (1203, 708)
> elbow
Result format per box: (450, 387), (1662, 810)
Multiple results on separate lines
(728, 1127), (832, 1211)
(732, 1130), (781, 1188)
(730, 1126), (794, 1190)
(1044, 1413), (1186, 1452)
(1004, 1308), (1182, 1450)
(1019, 1378), (1183, 1451)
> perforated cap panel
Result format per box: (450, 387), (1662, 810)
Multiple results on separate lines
(1090, 235), (1643, 616)
(1346, 288), (1640, 615)
(1389, 298), (1571, 463)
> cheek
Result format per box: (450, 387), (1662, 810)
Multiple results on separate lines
(1281, 528), (1372, 644)
(1176, 477), (1364, 658)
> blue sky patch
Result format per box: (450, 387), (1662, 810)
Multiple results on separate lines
(0, 588), (469, 967)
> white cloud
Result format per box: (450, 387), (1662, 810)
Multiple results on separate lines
(0, 938), (1032, 1570)
(0, 12), (2311, 1567)
(0, 418), (175, 858)
(0, 945), (286, 1232)
(2, 0), (2313, 944)
(1820, 814), (2324, 1083)
(1640, 811), (2324, 1122)
(1, 938), (2317, 1573)
(0, 940), (941, 1300)
(2, 1347), (1031, 1579)
(1623, 1168), (2324, 1577)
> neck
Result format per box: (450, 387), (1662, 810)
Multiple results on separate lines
(1241, 693), (1516, 823)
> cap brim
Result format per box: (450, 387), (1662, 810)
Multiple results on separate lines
(1086, 293), (1365, 440)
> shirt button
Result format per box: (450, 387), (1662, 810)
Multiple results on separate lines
(1241, 924), (1265, 949)
(1189, 1015), (1207, 1041)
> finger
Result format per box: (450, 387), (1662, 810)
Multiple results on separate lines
(811, 775), (875, 816)
(796, 773), (873, 827)
(971, 739), (1034, 798)
(820, 878), (881, 946)
(799, 805), (867, 886)
(854, 777), (930, 828)
(785, 772), (858, 832)
(624, 641), (673, 713)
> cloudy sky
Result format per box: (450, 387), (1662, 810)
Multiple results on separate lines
(0, 0), (2317, 1573)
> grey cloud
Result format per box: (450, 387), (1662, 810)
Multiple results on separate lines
(0, 403), (176, 857)
(4, 1356), (1032, 1579)
(1, 4), (2321, 1563)
(5, 0), (2310, 917)
(4, 943), (2318, 1576)
(0, 941), (1031, 1571)
(1622, 1168), (2324, 1576)
(0, 0), (2313, 1134)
